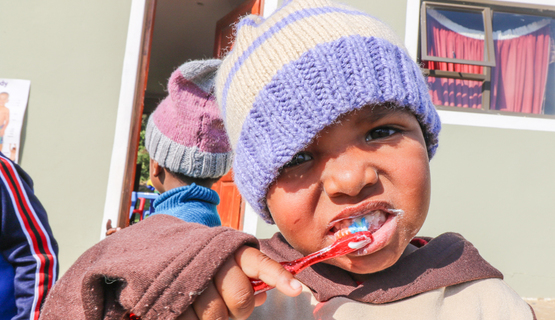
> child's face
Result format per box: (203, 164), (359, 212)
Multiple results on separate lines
(266, 104), (431, 277)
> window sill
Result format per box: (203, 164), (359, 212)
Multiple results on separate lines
(436, 108), (555, 132)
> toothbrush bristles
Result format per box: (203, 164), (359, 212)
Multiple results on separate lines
(334, 217), (369, 240)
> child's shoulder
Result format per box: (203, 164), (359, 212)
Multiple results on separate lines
(252, 277), (533, 320)
(441, 278), (534, 318)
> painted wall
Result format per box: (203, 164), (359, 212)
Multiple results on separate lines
(423, 124), (555, 298)
(255, 0), (555, 299)
(0, 1), (132, 274)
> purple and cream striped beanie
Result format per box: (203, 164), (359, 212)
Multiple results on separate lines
(145, 59), (233, 179)
(215, 0), (441, 223)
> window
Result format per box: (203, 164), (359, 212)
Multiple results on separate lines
(419, 1), (555, 116)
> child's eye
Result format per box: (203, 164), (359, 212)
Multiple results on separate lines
(282, 152), (313, 169)
(365, 127), (398, 142)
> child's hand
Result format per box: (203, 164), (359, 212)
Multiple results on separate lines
(178, 246), (302, 320)
(105, 219), (121, 236)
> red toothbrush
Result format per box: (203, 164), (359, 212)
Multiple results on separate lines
(250, 231), (373, 294)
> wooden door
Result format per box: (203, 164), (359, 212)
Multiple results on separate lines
(211, 0), (263, 230)
(211, 169), (245, 230)
(213, 0), (263, 57)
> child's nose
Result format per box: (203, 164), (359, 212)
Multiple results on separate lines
(321, 150), (379, 198)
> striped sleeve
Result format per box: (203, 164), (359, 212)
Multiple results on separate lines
(0, 153), (58, 320)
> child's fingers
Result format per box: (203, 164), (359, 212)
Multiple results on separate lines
(234, 246), (303, 297)
(176, 306), (199, 320)
(191, 281), (229, 320)
(253, 291), (267, 307)
(214, 255), (256, 320)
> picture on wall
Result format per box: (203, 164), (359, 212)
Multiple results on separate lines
(0, 78), (31, 163)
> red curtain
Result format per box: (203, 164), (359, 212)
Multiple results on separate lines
(490, 25), (551, 114)
(425, 15), (551, 114)
(425, 16), (484, 109)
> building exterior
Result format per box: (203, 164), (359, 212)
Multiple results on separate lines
(1, 0), (553, 300)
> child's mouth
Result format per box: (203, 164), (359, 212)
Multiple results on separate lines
(329, 209), (403, 240)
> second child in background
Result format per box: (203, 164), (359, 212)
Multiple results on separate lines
(144, 59), (233, 226)
(105, 59), (232, 235)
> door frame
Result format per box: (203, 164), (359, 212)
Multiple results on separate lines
(100, 0), (156, 239)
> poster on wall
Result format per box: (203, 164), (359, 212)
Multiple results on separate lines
(0, 79), (30, 163)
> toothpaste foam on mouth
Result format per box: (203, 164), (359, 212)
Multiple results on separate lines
(334, 209), (403, 239)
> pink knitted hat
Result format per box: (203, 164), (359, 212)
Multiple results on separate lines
(145, 59), (233, 179)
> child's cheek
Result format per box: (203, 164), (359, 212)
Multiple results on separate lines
(268, 186), (321, 255)
(395, 145), (431, 235)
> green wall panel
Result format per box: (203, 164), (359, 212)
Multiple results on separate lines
(423, 123), (555, 298)
(0, 0), (132, 275)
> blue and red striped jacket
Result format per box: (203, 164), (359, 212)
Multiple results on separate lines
(0, 153), (58, 320)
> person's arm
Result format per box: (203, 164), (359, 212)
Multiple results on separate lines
(40, 215), (256, 319)
(0, 153), (59, 320)
(39, 215), (300, 320)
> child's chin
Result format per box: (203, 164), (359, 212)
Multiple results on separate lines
(342, 245), (404, 275)
(327, 254), (387, 276)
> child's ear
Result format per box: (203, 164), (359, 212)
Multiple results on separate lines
(150, 159), (163, 177)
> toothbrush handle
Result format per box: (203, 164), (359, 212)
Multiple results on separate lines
(250, 231), (373, 294)
(250, 262), (299, 294)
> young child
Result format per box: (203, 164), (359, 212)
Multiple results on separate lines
(105, 60), (232, 235)
(145, 59), (233, 227)
(40, 1), (535, 319)
(114, 59), (233, 231)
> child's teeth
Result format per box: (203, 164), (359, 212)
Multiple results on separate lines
(335, 211), (390, 236)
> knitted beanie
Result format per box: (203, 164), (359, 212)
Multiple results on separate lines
(146, 59), (233, 179)
(215, 0), (441, 223)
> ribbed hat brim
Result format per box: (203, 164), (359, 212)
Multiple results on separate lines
(145, 116), (233, 179)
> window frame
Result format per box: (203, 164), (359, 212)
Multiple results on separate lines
(421, 2), (496, 67)
(415, 0), (555, 119)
